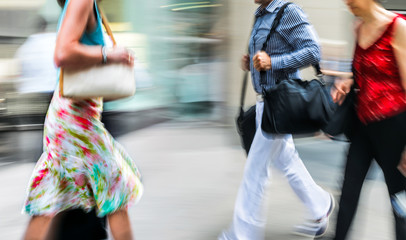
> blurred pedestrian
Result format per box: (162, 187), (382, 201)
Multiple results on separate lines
(16, 16), (108, 240)
(219, 0), (335, 239)
(21, 0), (143, 240)
(15, 16), (56, 95)
(331, 0), (406, 239)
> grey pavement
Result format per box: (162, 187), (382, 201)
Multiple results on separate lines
(0, 122), (396, 240)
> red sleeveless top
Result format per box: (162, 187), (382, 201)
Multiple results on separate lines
(353, 15), (406, 124)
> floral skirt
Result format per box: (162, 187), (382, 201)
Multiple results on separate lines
(23, 92), (143, 217)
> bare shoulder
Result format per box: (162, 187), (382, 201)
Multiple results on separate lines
(394, 17), (406, 46)
(394, 16), (406, 31)
(57, 0), (94, 43)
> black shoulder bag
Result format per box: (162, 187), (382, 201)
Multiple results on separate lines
(236, 70), (256, 155)
(322, 68), (360, 141)
(260, 3), (338, 134)
(236, 3), (292, 155)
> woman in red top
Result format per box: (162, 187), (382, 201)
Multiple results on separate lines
(331, 0), (406, 239)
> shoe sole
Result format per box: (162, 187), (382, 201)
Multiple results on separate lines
(292, 220), (329, 238)
(315, 193), (335, 238)
(326, 193), (336, 218)
(292, 193), (336, 238)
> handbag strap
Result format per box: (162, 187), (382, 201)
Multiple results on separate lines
(239, 16), (257, 112)
(238, 3), (291, 111)
(99, 8), (116, 46)
(60, 6), (115, 96)
(239, 71), (249, 111)
(261, 2), (292, 53)
(259, 2), (322, 89)
(239, 3), (298, 110)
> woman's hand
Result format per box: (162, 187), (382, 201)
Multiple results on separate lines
(106, 47), (135, 67)
(331, 76), (354, 105)
(241, 54), (250, 71)
(253, 51), (271, 71)
(398, 147), (406, 177)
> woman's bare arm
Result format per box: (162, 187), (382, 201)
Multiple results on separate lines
(54, 0), (103, 69)
(393, 17), (406, 91)
(321, 69), (354, 105)
(321, 69), (353, 78)
(393, 17), (406, 175)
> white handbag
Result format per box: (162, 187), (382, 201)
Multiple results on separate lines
(59, 9), (135, 101)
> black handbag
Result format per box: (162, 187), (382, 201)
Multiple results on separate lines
(236, 71), (256, 155)
(322, 80), (360, 141)
(260, 3), (338, 134)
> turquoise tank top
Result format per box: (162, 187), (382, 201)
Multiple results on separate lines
(57, 0), (105, 46)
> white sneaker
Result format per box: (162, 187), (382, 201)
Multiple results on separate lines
(293, 193), (335, 238)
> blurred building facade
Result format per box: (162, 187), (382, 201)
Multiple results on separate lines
(0, 0), (227, 129)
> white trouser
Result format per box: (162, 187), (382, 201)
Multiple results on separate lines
(226, 101), (330, 240)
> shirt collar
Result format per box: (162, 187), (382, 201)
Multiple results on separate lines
(254, 0), (286, 17)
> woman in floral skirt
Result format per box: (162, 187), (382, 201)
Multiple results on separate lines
(22, 0), (143, 239)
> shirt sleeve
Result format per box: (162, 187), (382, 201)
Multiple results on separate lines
(270, 4), (321, 71)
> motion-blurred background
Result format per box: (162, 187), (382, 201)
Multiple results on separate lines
(0, 0), (405, 239)
(0, 0), (405, 134)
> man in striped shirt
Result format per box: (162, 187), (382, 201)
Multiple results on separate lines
(220, 0), (334, 239)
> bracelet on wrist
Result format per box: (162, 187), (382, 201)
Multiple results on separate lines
(101, 46), (108, 64)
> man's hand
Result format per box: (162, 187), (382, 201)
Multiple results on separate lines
(331, 76), (353, 105)
(253, 51), (271, 71)
(241, 54), (250, 71)
(398, 147), (406, 177)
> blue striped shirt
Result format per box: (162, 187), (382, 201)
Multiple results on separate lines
(249, 0), (321, 93)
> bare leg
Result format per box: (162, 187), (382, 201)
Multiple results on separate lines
(108, 209), (133, 240)
(23, 215), (52, 240)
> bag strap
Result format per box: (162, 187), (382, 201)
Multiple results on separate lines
(259, 2), (292, 89)
(239, 16), (257, 112)
(99, 8), (116, 46)
(59, 7), (115, 96)
(239, 3), (297, 110)
(239, 3), (291, 111)
(239, 71), (249, 111)
(261, 2), (292, 52)
(259, 2), (322, 89)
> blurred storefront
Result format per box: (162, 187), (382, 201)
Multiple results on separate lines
(91, 0), (226, 117)
(109, 0), (227, 116)
(0, 0), (227, 130)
